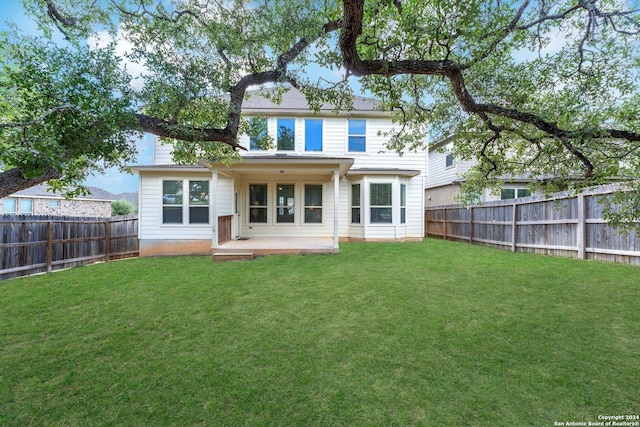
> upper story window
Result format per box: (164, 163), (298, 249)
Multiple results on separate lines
(445, 142), (455, 168)
(249, 117), (268, 151)
(348, 119), (366, 152)
(445, 153), (454, 168)
(277, 118), (295, 151)
(305, 119), (323, 151)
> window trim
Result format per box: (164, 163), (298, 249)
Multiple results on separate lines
(304, 118), (323, 152)
(348, 119), (367, 153)
(188, 180), (210, 224)
(20, 198), (33, 215)
(370, 182), (393, 224)
(3, 197), (17, 214)
(445, 153), (455, 168)
(162, 179), (211, 225)
(400, 183), (406, 224)
(304, 183), (323, 224)
(249, 117), (268, 151)
(249, 183), (269, 224)
(351, 183), (361, 224)
(276, 118), (296, 151)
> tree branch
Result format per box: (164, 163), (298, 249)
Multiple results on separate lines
(0, 166), (62, 199)
(339, 0), (640, 180)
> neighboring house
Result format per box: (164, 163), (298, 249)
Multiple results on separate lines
(0, 184), (115, 217)
(425, 134), (538, 207)
(133, 87), (427, 256)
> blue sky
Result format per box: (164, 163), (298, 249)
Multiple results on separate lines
(1, 2), (153, 194)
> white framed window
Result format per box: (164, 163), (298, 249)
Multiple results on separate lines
(445, 153), (454, 168)
(188, 181), (209, 224)
(249, 183), (268, 223)
(304, 184), (323, 224)
(20, 199), (33, 215)
(351, 184), (361, 224)
(48, 200), (61, 207)
(3, 198), (17, 214)
(370, 183), (392, 223)
(348, 119), (366, 152)
(277, 118), (295, 151)
(162, 180), (183, 224)
(500, 188), (532, 200)
(162, 180), (210, 224)
(305, 119), (323, 151)
(400, 184), (406, 224)
(249, 117), (268, 151)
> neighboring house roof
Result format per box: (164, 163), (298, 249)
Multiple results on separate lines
(242, 86), (384, 116)
(428, 133), (455, 152)
(10, 184), (116, 202)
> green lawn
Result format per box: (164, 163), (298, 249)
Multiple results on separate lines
(1, 239), (638, 426)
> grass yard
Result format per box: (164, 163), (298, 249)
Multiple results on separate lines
(1, 239), (638, 426)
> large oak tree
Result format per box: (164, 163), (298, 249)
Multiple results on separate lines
(1, 0), (639, 225)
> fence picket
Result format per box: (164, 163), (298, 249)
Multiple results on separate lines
(1, 215), (138, 280)
(425, 186), (640, 265)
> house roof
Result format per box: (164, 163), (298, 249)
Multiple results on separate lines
(242, 86), (385, 117)
(10, 184), (116, 201)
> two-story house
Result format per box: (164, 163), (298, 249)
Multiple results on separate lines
(425, 134), (537, 207)
(133, 87), (426, 257)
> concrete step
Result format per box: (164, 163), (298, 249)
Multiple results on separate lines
(211, 252), (254, 262)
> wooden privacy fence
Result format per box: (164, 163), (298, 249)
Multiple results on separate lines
(425, 186), (640, 265)
(0, 214), (138, 280)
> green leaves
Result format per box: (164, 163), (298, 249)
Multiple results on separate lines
(0, 32), (139, 195)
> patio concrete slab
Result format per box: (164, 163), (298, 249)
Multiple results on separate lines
(212, 237), (338, 257)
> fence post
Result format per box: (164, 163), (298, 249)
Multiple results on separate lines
(105, 219), (111, 261)
(46, 220), (53, 273)
(577, 194), (586, 259)
(442, 208), (447, 239)
(511, 203), (518, 252)
(469, 206), (474, 243)
(425, 209), (430, 236)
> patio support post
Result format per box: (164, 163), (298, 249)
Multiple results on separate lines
(333, 170), (339, 249)
(211, 170), (219, 249)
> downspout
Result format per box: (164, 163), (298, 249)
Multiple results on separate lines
(333, 170), (340, 250)
(211, 170), (219, 249)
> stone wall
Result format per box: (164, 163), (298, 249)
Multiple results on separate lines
(0, 197), (112, 217)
